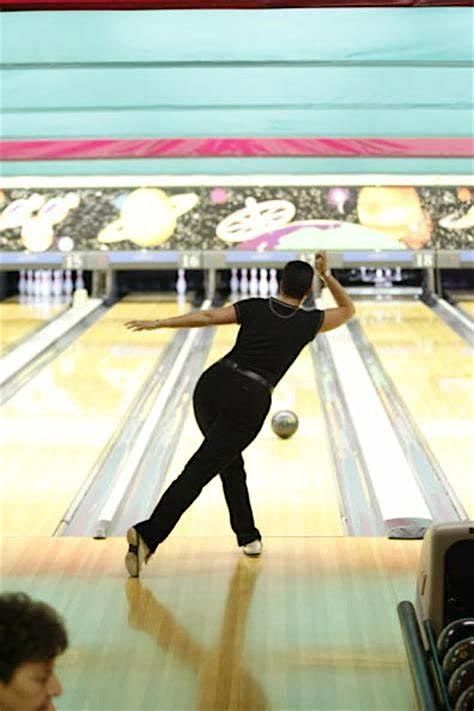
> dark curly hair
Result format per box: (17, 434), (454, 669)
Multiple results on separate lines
(0, 592), (68, 684)
(281, 260), (314, 299)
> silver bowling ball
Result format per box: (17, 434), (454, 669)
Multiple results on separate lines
(271, 410), (299, 439)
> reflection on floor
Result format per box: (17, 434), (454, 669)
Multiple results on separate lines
(2, 536), (420, 711)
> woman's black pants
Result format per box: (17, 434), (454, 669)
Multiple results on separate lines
(134, 361), (272, 553)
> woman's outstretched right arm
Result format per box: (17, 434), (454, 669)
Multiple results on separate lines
(124, 304), (237, 331)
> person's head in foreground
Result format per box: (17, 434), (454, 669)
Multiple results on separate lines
(280, 260), (314, 301)
(0, 592), (68, 711)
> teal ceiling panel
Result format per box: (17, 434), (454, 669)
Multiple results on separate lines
(2, 66), (471, 111)
(1, 9), (472, 65)
(3, 107), (471, 139)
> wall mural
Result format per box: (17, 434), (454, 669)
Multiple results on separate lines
(0, 185), (472, 253)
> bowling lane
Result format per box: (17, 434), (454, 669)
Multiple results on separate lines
(1, 296), (187, 536)
(0, 297), (66, 355)
(458, 300), (474, 319)
(162, 317), (343, 540)
(356, 301), (474, 518)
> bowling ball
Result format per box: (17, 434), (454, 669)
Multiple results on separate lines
(271, 410), (299, 439)
(448, 661), (474, 704)
(443, 638), (474, 680)
(438, 619), (474, 662)
(455, 685), (474, 711)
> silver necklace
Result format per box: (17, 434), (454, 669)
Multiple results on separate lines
(268, 297), (300, 319)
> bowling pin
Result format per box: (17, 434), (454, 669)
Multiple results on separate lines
(249, 268), (259, 296)
(176, 268), (187, 296)
(41, 269), (52, 299)
(26, 270), (34, 296)
(75, 269), (85, 291)
(34, 270), (43, 297)
(53, 270), (63, 298)
(375, 268), (384, 287)
(269, 268), (278, 296)
(394, 267), (402, 282)
(240, 268), (249, 296)
(259, 268), (269, 297)
(230, 268), (239, 296)
(18, 269), (26, 295)
(64, 269), (73, 298)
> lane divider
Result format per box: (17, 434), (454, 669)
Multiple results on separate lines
(94, 300), (211, 538)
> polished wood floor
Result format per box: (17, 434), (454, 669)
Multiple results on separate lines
(0, 297), (65, 355)
(2, 293), (472, 710)
(356, 300), (474, 517)
(459, 300), (474, 318)
(1, 299), (187, 536)
(1, 536), (420, 711)
(3, 296), (472, 536)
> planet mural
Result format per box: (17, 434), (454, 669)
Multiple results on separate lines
(229, 220), (406, 251)
(439, 205), (474, 231)
(216, 197), (295, 243)
(0, 184), (471, 252)
(216, 194), (411, 251)
(0, 192), (80, 252)
(98, 188), (199, 248)
(357, 187), (432, 250)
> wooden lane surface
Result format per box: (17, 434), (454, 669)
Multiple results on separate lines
(356, 301), (474, 518)
(1, 536), (419, 711)
(0, 297), (187, 537)
(458, 300), (474, 319)
(158, 322), (343, 540)
(0, 297), (65, 355)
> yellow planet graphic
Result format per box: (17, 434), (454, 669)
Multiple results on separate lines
(97, 219), (129, 244)
(21, 216), (54, 252)
(98, 188), (199, 248)
(357, 187), (431, 249)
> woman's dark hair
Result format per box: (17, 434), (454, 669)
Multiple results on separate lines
(280, 260), (314, 299)
(0, 593), (68, 683)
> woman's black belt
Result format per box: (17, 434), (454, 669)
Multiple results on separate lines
(221, 358), (273, 393)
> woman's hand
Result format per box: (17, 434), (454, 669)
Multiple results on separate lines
(314, 252), (329, 276)
(125, 320), (160, 331)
